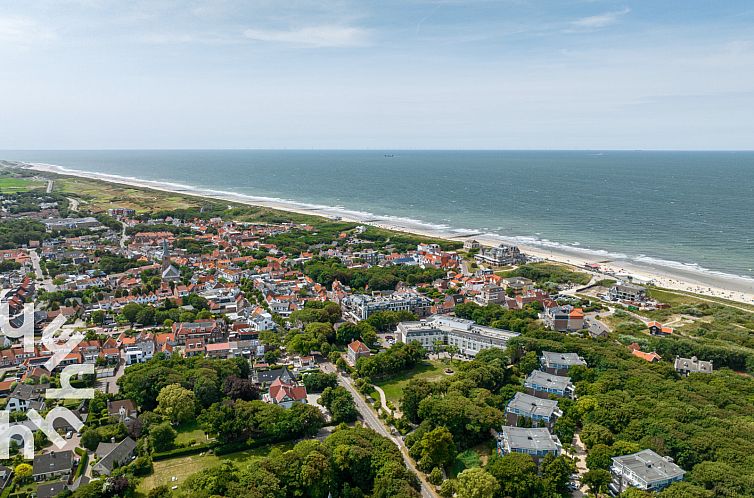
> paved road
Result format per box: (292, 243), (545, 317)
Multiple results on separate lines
(45, 179), (53, 193)
(326, 363), (436, 498)
(569, 431), (589, 497)
(30, 249), (57, 292)
(119, 223), (128, 249)
(372, 384), (394, 416)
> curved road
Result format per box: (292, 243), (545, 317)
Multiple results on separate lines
(322, 362), (436, 498)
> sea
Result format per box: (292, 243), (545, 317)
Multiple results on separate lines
(2, 149), (753, 284)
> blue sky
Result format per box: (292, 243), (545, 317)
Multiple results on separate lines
(1, 0), (753, 149)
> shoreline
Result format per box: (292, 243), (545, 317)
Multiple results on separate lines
(17, 161), (754, 306)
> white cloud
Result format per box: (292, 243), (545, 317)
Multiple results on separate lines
(569, 7), (630, 31)
(243, 25), (370, 48)
(0, 16), (56, 45)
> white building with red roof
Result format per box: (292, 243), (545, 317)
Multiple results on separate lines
(263, 377), (308, 409)
(346, 339), (371, 366)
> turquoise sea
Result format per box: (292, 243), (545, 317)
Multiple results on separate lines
(2, 150), (753, 282)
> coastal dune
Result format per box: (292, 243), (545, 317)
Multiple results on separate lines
(21, 161), (754, 306)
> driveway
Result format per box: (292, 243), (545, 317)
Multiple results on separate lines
(96, 358), (125, 394)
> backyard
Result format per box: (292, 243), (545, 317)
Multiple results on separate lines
(136, 441), (295, 495)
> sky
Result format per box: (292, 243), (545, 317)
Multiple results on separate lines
(1, 0), (753, 150)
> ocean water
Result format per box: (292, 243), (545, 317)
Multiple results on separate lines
(3, 150), (754, 281)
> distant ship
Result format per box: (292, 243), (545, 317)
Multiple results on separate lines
(384, 154), (395, 158)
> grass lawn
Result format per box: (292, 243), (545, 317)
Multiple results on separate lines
(375, 360), (455, 405)
(136, 441), (295, 495)
(449, 441), (496, 477)
(0, 177), (45, 192)
(174, 420), (208, 446)
(449, 449), (481, 477)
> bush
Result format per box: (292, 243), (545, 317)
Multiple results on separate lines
(428, 467), (444, 486)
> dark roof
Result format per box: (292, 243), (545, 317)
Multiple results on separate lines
(37, 481), (67, 498)
(94, 437), (137, 472)
(10, 383), (48, 402)
(254, 367), (296, 384)
(32, 451), (74, 476)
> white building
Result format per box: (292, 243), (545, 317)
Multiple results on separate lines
(343, 293), (433, 321)
(610, 449), (685, 494)
(396, 315), (519, 357)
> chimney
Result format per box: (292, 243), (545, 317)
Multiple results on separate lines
(111, 437), (116, 443)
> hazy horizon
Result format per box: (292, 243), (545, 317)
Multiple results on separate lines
(2, 1), (753, 150)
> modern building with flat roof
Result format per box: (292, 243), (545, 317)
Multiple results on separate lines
(505, 392), (562, 428)
(397, 315), (519, 358)
(342, 293), (433, 321)
(474, 244), (526, 266)
(497, 426), (562, 460)
(610, 449), (685, 494)
(541, 351), (587, 375)
(609, 282), (647, 302)
(524, 370), (575, 399)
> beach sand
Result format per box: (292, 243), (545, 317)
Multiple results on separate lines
(21, 162), (754, 306)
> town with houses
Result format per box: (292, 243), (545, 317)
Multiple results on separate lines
(0, 172), (744, 498)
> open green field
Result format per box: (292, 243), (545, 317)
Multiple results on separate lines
(56, 177), (197, 214)
(648, 287), (754, 314)
(136, 441), (295, 495)
(374, 360), (456, 405)
(0, 177), (45, 192)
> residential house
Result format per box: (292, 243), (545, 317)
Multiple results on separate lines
(37, 481), (67, 498)
(648, 322), (674, 337)
(346, 340), (371, 366)
(32, 451), (75, 482)
(463, 239), (480, 251)
(501, 277), (535, 295)
(93, 437), (137, 476)
(107, 399), (137, 422)
(172, 319), (225, 345)
(263, 377), (308, 409)
(674, 356), (713, 376)
(632, 349), (662, 363)
(252, 367), (297, 388)
(6, 384), (47, 412)
(541, 304), (585, 332)
(183, 337), (206, 357)
(205, 342), (236, 359)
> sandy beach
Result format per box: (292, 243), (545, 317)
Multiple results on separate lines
(20, 161), (754, 306)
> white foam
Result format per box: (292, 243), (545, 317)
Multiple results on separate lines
(16, 160), (754, 292)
